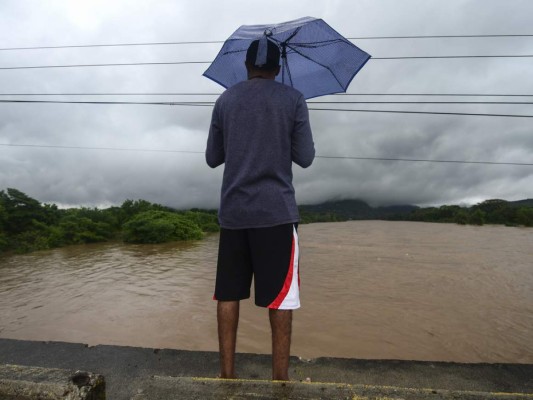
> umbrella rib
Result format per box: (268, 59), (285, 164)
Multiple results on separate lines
(272, 29), (302, 88)
(289, 39), (348, 48)
(221, 48), (247, 56)
(285, 43), (344, 91)
(283, 27), (302, 45)
(269, 28), (301, 49)
(283, 55), (294, 87)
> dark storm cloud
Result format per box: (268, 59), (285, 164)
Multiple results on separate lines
(0, 0), (532, 209)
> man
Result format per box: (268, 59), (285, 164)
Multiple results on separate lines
(206, 38), (315, 381)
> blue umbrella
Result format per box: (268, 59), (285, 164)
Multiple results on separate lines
(203, 16), (371, 99)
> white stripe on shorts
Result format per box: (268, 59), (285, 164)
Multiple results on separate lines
(269, 225), (300, 310)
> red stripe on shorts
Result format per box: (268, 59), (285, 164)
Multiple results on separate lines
(268, 233), (295, 309)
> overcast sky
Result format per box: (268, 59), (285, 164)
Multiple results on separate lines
(0, 0), (532, 209)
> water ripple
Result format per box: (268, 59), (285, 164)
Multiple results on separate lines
(0, 223), (531, 362)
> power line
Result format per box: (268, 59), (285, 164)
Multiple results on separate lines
(1, 97), (532, 105)
(1, 94), (533, 104)
(0, 41), (224, 51)
(338, 93), (533, 97)
(331, 101), (533, 105)
(308, 107), (533, 118)
(1, 143), (531, 166)
(370, 54), (533, 60)
(0, 92), (220, 96)
(313, 101), (533, 105)
(1, 99), (531, 118)
(349, 34), (533, 40)
(2, 54), (533, 71)
(0, 61), (209, 70)
(1, 33), (532, 51)
(0, 143), (201, 153)
(375, 55), (533, 60)
(2, 99), (532, 118)
(92, 100), (533, 105)
(0, 99), (211, 106)
(314, 155), (533, 166)
(1, 92), (533, 97)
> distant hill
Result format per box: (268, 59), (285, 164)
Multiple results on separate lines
(298, 198), (533, 226)
(509, 199), (533, 207)
(299, 199), (418, 221)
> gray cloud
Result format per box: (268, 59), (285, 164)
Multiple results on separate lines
(1, 0), (532, 209)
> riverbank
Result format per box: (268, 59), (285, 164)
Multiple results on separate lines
(1, 338), (532, 399)
(2, 188), (532, 256)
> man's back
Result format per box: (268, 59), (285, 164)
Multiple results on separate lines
(206, 78), (314, 229)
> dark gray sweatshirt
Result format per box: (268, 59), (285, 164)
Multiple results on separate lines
(206, 78), (315, 229)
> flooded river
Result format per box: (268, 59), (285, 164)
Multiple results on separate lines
(1, 221), (531, 363)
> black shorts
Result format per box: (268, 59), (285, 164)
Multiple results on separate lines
(214, 223), (300, 309)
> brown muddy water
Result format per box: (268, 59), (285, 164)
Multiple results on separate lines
(0, 221), (531, 363)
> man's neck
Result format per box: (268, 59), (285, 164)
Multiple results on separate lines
(247, 69), (277, 80)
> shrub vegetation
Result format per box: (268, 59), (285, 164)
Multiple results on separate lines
(1, 188), (531, 255)
(0, 188), (219, 254)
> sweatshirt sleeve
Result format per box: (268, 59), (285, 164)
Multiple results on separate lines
(291, 95), (315, 168)
(206, 103), (225, 168)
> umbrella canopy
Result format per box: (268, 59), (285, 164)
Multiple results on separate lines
(203, 16), (371, 99)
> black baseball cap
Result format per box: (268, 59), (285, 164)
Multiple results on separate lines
(246, 39), (280, 70)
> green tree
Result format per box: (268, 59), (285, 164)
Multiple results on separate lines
(409, 207), (439, 222)
(123, 211), (203, 244)
(0, 188), (47, 234)
(182, 211), (219, 232)
(454, 209), (468, 225)
(0, 189), (64, 252)
(60, 207), (119, 236)
(7, 220), (56, 253)
(473, 199), (511, 224)
(121, 199), (168, 216)
(516, 207), (533, 227)
(58, 214), (113, 244)
(0, 202), (7, 251)
(468, 209), (486, 226)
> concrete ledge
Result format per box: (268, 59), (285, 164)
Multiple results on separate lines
(1, 339), (532, 400)
(131, 376), (533, 400)
(0, 364), (105, 400)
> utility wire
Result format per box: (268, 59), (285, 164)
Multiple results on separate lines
(376, 55), (533, 59)
(1, 143), (531, 166)
(2, 54), (533, 70)
(349, 34), (533, 40)
(0, 92), (225, 96)
(2, 97), (532, 105)
(315, 155), (533, 166)
(0, 99), (211, 106)
(0, 61), (209, 70)
(0, 41), (224, 51)
(1, 94), (533, 104)
(1, 92), (533, 97)
(337, 93), (533, 97)
(0, 143), (205, 154)
(1, 33), (533, 51)
(308, 107), (533, 118)
(1, 99), (532, 118)
(311, 101), (533, 105)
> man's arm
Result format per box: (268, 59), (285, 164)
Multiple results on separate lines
(291, 96), (315, 168)
(206, 104), (225, 168)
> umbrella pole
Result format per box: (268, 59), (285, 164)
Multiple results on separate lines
(280, 44), (293, 87)
(281, 44), (286, 85)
